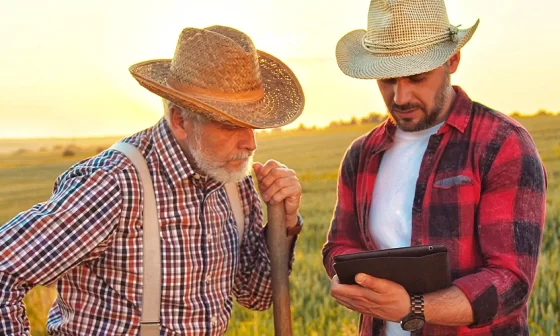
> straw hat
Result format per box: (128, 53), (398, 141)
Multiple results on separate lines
(129, 26), (304, 129)
(336, 0), (480, 79)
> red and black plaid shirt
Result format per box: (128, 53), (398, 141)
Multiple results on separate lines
(0, 119), (297, 335)
(322, 87), (546, 335)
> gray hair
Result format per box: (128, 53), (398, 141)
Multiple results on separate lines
(162, 99), (209, 124)
(162, 99), (211, 140)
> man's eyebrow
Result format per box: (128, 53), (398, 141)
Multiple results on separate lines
(408, 73), (425, 79)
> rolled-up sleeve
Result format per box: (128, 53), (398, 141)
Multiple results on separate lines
(0, 168), (122, 335)
(453, 129), (546, 327)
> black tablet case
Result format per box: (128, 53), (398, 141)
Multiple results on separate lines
(333, 244), (452, 293)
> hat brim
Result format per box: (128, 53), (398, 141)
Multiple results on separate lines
(336, 20), (479, 79)
(129, 51), (305, 129)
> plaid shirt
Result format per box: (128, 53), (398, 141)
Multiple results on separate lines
(322, 87), (546, 335)
(0, 119), (296, 335)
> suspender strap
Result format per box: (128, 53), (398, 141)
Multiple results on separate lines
(110, 143), (161, 336)
(224, 182), (244, 246)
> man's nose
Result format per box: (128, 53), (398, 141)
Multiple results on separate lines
(238, 128), (257, 152)
(393, 79), (412, 106)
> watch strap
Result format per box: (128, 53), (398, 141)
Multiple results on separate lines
(286, 213), (303, 236)
(410, 294), (425, 316)
(286, 223), (302, 236)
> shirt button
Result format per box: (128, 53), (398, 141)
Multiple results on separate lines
(207, 233), (212, 241)
(211, 316), (218, 326)
(193, 173), (201, 180)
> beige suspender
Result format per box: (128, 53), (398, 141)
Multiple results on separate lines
(110, 143), (245, 336)
(110, 143), (161, 336)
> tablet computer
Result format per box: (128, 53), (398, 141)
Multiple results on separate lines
(333, 244), (451, 293)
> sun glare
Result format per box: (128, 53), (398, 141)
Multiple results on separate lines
(1, 0), (559, 138)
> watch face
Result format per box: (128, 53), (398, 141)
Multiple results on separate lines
(402, 317), (425, 331)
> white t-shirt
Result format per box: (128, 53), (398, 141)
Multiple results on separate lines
(368, 122), (443, 336)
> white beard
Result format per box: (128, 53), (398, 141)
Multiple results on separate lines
(188, 136), (253, 184)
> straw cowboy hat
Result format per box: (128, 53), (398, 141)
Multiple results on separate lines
(129, 26), (304, 129)
(336, 0), (480, 79)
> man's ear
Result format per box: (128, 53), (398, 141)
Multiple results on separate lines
(168, 105), (188, 141)
(447, 51), (461, 74)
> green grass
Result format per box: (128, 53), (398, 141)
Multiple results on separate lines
(0, 118), (558, 335)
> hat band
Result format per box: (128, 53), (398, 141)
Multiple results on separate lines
(166, 77), (265, 103)
(362, 25), (460, 55)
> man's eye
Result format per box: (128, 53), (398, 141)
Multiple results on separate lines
(223, 125), (240, 131)
(409, 76), (424, 83)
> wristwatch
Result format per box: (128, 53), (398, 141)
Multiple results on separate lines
(400, 294), (426, 331)
(286, 216), (303, 236)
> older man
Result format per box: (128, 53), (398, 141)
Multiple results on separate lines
(0, 26), (304, 335)
(323, 1), (546, 335)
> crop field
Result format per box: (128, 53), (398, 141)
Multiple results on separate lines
(0, 115), (558, 335)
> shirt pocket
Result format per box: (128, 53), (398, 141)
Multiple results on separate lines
(433, 175), (473, 189)
(431, 173), (480, 205)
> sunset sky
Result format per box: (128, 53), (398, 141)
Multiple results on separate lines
(1, 0), (559, 138)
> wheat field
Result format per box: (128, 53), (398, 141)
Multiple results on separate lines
(0, 116), (558, 335)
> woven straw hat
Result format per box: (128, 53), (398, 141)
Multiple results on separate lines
(129, 26), (304, 129)
(336, 0), (480, 79)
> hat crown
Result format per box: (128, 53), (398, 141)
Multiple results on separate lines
(365, 0), (453, 54)
(169, 26), (263, 94)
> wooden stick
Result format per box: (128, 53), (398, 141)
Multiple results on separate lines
(266, 203), (293, 336)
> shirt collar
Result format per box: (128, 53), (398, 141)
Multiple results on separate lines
(438, 86), (473, 134)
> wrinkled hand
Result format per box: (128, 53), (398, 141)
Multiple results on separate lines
(253, 160), (302, 228)
(330, 273), (410, 322)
